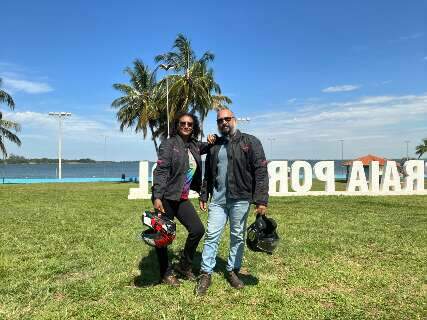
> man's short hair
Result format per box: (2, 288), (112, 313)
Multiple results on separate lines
(217, 108), (233, 116)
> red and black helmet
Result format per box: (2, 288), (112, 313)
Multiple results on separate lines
(140, 210), (176, 248)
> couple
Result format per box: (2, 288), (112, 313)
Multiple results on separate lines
(151, 108), (269, 295)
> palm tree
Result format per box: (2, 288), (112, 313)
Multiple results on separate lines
(155, 34), (231, 138)
(0, 78), (21, 158)
(111, 60), (162, 154)
(0, 78), (15, 115)
(415, 138), (427, 159)
(0, 115), (22, 158)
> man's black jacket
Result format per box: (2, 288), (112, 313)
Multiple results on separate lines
(152, 135), (209, 201)
(200, 130), (269, 206)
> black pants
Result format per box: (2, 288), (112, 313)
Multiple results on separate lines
(156, 199), (205, 277)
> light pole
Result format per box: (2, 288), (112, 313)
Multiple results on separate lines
(339, 139), (344, 176)
(159, 64), (175, 138)
(103, 135), (107, 177)
(267, 137), (276, 160)
(404, 140), (410, 159)
(49, 112), (71, 179)
(236, 117), (251, 122)
(1, 133), (5, 184)
(236, 117), (251, 133)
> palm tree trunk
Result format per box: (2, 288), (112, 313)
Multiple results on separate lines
(200, 118), (204, 140)
(149, 123), (159, 156)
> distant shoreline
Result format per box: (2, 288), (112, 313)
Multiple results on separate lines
(0, 160), (140, 165)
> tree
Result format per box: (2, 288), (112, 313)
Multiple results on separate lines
(0, 78), (15, 115)
(112, 35), (231, 151)
(155, 34), (231, 138)
(0, 78), (21, 158)
(112, 60), (162, 154)
(415, 138), (427, 159)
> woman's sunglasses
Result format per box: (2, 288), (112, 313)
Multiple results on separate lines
(179, 121), (193, 128)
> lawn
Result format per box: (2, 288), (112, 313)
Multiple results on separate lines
(0, 182), (426, 319)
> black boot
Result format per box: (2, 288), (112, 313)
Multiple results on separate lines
(226, 270), (244, 289)
(161, 267), (180, 287)
(195, 272), (211, 296)
(174, 258), (196, 281)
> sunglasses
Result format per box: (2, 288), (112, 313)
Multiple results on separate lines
(216, 117), (234, 124)
(179, 121), (193, 128)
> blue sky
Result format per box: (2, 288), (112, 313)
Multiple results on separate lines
(1, 0), (426, 160)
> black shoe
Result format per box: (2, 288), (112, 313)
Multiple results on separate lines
(174, 261), (196, 281)
(195, 272), (211, 296)
(226, 271), (244, 289)
(161, 269), (180, 287)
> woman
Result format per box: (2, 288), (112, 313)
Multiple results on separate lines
(152, 112), (214, 286)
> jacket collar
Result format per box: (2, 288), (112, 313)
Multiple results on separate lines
(217, 129), (241, 144)
(174, 134), (196, 149)
(229, 129), (242, 143)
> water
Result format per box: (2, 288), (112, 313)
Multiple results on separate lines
(0, 162), (141, 179)
(0, 160), (348, 180)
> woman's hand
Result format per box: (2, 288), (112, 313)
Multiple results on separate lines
(207, 134), (217, 144)
(154, 198), (165, 213)
(199, 200), (207, 212)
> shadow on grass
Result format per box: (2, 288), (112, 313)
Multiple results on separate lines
(193, 251), (259, 286)
(133, 249), (164, 287)
(134, 247), (259, 287)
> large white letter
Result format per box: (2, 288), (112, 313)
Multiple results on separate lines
(139, 161), (150, 194)
(346, 161), (368, 192)
(128, 160), (152, 199)
(403, 160), (425, 192)
(313, 161), (335, 192)
(268, 161), (288, 195)
(368, 161), (380, 192)
(380, 161), (401, 192)
(291, 161), (312, 193)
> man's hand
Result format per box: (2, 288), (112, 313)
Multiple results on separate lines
(207, 134), (217, 144)
(154, 198), (165, 214)
(255, 204), (267, 216)
(199, 200), (207, 212)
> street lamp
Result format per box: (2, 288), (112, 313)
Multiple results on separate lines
(339, 139), (344, 176)
(404, 140), (410, 159)
(267, 137), (276, 159)
(236, 117), (251, 122)
(159, 64), (175, 138)
(103, 135), (108, 177)
(48, 112), (71, 179)
(236, 117), (251, 133)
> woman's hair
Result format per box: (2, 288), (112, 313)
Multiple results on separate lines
(170, 112), (201, 140)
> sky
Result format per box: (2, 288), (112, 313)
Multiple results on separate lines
(1, 0), (426, 161)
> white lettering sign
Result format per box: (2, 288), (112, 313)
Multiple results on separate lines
(128, 160), (426, 199)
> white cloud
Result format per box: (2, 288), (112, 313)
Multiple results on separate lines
(241, 93), (427, 159)
(2, 110), (157, 160)
(389, 32), (424, 43)
(1, 77), (53, 94)
(288, 98), (297, 103)
(398, 32), (424, 41)
(322, 85), (360, 93)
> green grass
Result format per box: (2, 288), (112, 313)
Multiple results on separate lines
(0, 182), (426, 319)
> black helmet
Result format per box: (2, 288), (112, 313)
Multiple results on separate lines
(246, 215), (279, 254)
(140, 210), (176, 248)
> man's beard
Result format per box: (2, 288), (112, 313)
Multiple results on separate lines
(219, 125), (236, 137)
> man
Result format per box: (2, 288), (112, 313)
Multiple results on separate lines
(195, 108), (269, 295)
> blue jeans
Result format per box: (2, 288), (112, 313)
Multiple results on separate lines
(200, 200), (251, 273)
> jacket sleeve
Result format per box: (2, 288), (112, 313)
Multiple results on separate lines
(152, 139), (172, 200)
(197, 141), (211, 155)
(249, 136), (269, 206)
(199, 150), (211, 202)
